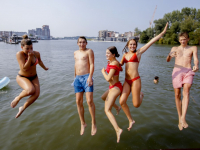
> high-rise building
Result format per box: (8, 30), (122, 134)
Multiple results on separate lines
(42, 25), (50, 39)
(36, 28), (42, 36)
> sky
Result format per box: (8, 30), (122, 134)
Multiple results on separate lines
(0, 0), (200, 37)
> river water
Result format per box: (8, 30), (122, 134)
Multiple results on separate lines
(0, 40), (200, 150)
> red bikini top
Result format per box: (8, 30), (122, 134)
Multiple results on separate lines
(106, 63), (122, 75)
(123, 53), (139, 63)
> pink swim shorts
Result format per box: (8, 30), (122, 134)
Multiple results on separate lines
(172, 67), (195, 89)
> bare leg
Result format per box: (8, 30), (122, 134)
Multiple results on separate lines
(105, 87), (123, 143)
(76, 92), (87, 135)
(131, 78), (143, 108)
(181, 83), (192, 128)
(174, 88), (183, 130)
(86, 92), (97, 136)
(11, 76), (35, 108)
(119, 81), (135, 131)
(16, 77), (40, 118)
(101, 89), (121, 115)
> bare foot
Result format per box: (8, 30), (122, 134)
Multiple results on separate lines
(15, 106), (24, 118)
(178, 123), (183, 131)
(127, 120), (135, 131)
(116, 107), (121, 115)
(91, 124), (97, 136)
(117, 129), (123, 143)
(11, 96), (20, 108)
(80, 123), (87, 135)
(182, 121), (189, 128)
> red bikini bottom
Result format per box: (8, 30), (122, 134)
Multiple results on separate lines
(125, 76), (140, 86)
(109, 81), (123, 93)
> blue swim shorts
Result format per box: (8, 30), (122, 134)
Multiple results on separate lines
(73, 73), (94, 93)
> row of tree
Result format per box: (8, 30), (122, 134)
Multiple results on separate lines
(139, 7), (200, 45)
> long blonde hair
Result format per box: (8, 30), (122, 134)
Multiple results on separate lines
(122, 39), (137, 53)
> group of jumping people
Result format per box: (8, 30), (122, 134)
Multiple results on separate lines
(11, 22), (199, 143)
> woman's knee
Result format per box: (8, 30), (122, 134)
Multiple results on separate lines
(101, 95), (105, 101)
(133, 102), (140, 108)
(104, 107), (110, 114)
(26, 87), (36, 95)
(119, 98), (126, 106)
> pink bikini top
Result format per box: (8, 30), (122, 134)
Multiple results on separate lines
(106, 63), (122, 75)
(123, 53), (139, 63)
(25, 56), (38, 66)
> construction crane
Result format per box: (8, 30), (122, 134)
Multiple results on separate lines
(149, 5), (157, 28)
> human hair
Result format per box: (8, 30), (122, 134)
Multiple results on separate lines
(122, 39), (138, 53)
(21, 35), (32, 46)
(77, 36), (87, 43)
(179, 32), (189, 39)
(154, 76), (159, 80)
(107, 46), (120, 57)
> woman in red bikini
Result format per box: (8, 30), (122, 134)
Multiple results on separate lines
(11, 35), (48, 118)
(101, 46), (123, 143)
(119, 23), (168, 130)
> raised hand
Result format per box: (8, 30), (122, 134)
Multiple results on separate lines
(169, 51), (177, 57)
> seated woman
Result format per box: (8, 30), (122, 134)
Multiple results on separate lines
(11, 35), (48, 118)
(101, 46), (123, 143)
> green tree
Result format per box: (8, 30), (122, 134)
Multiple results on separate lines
(139, 31), (148, 43)
(154, 18), (167, 35)
(134, 27), (141, 36)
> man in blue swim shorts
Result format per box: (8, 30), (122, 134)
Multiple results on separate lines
(73, 36), (97, 136)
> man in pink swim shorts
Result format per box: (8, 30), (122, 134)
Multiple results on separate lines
(166, 32), (199, 131)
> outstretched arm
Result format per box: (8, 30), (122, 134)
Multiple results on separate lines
(138, 22), (168, 54)
(37, 52), (48, 70)
(192, 46), (199, 72)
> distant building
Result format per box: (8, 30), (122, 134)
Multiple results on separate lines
(36, 28), (42, 36)
(0, 31), (27, 37)
(99, 30), (108, 39)
(42, 25), (50, 39)
(28, 29), (36, 36)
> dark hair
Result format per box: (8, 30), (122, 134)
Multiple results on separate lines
(154, 76), (159, 80)
(77, 36), (87, 43)
(179, 32), (189, 39)
(107, 46), (120, 57)
(122, 39), (138, 53)
(21, 34), (32, 46)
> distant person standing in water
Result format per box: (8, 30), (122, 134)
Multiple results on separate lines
(11, 35), (48, 118)
(166, 32), (199, 130)
(73, 36), (97, 136)
(119, 23), (168, 131)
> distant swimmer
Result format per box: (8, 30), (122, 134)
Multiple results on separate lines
(101, 46), (123, 143)
(73, 36), (97, 136)
(154, 76), (159, 84)
(166, 32), (199, 131)
(11, 35), (48, 118)
(119, 23), (168, 131)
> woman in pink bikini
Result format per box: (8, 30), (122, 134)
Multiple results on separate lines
(119, 23), (168, 130)
(11, 35), (48, 118)
(101, 46), (123, 143)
